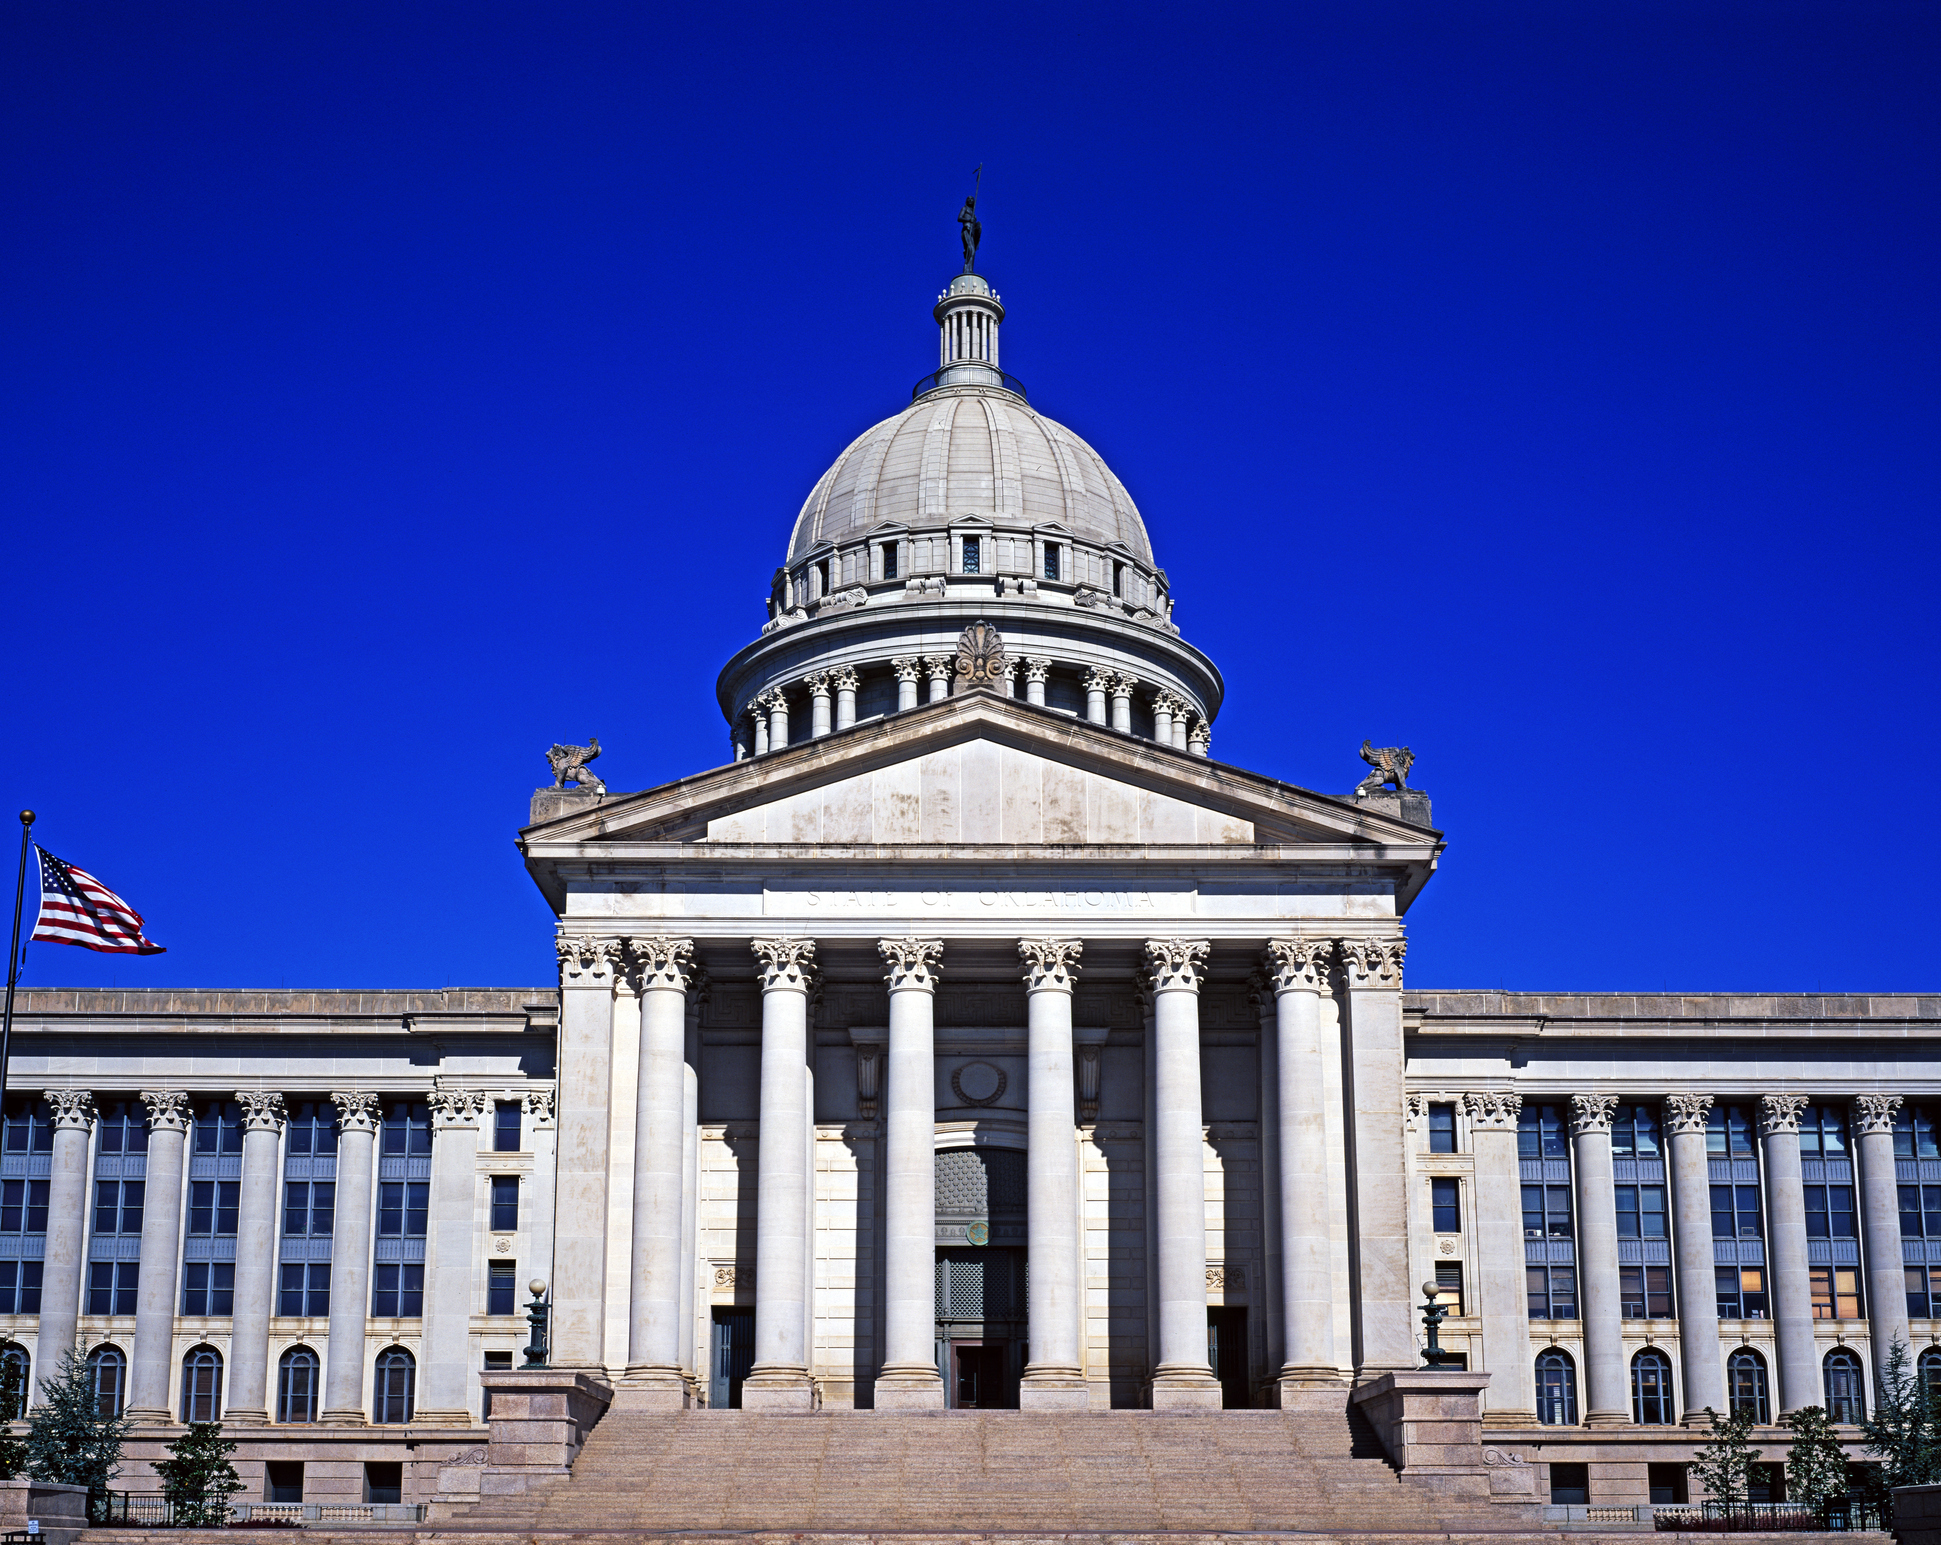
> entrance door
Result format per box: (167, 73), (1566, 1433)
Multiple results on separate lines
(950, 1341), (1009, 1408)
(1207, 1307), (1250, 1409)
(710, 1307), (754, 1408)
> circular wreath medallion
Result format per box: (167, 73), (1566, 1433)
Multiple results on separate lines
(966, 1221), (990, 1247)
(951, 1060), (1007, 1106)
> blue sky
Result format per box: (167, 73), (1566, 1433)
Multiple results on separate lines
(3, 2), (1936, 992)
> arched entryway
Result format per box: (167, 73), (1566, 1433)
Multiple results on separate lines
(935, 1144), (1026, 1407)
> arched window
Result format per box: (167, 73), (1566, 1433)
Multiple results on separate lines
(180, 1346), (223, 1423)
(373, 1348), (414, 1425)
(1920, 1347), (1941, 1403)
(1824, 1348), (1865, 1423)
(0, 1344), (28, 1418)
(1632, 1348), (1675, 1425)
(86, 1345), (125, 1418)
(276, 1347), (319, 1424)
(1727, 1348), (1770, 1424)
(1535, 1349), (1578, 1425)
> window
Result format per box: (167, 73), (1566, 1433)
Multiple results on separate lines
(1427, 1103), (1457, 1153)
(1112, 561), (1125, 598)
(87, 1261), (138, 1316)
(1431, 1262), (1464, 1315)
(1799, 1104), (1849, 1155)
(1824, 1348), (1865, 1423)
(187, 1180), (240, 1239)
(482, 1350), (513, 1419)
(181, 1262), (235, 1317)
(1549, 1462), (1588, 1504)
(0, 1263), (43, 1315)
(1519, 1103), (1569, 1159)
(192, 1099), (243, 1157)
(1615, 1183), (1668, 1239)
(1633, 1349), (1675, 1424)
(1042, 544), (1060, 582)
(1900, 1184), (1941, 1243)
(1648, 1464), (1689, 1505)
(284, 1181), (334, 1238)
(285, 1100), (338, 1156)
(277, 1348), (319, 1423)
(1711, 1182), (1763, 1240)
(961, 536), (981, 574)
(1727, 1348), (1770, 1424)
(1803, 1182), (1856, 1239)
(1749, 1462), (1785, 1503)
(364, 1461), (403, 1505)
(180, 1346), (223, 1422)
(0, 1346), (27, 1416)
(1527, 1265), (1577, 1319)
(488, 1261), (518, 1316)
(0, 1100), (52, 1155)
(493, 1102), (521, 1153)
(372, 1264), (424, 1318)
(0, 1180), (48, 1235)
(1613, 1103), (1662, 1158)
(86, 1345), (125, 1417)
(378, 1181), (429, 1239)
(1523, 1182), (1573, 1239)
(373, 1349), (415, 1424)
(1716, 1267), (1768, 1319)
(815, 559), (830, 595)
(1621, 1264), (1675, 1318)
(1811, 1266), (1862, 1320)
(93, 1180), (143, 1236)
(1895, 1105), (1939, 1159)
(1430, 1178), (1460, 1233)
(265, 1461), (304, 1504)
(95, 1099), (149, 1154)
(490, 1176), (519, 1233)
(279, 1263), (329, 1317)
(381, 1100), (432, 1158)
(1708, 1103), (1758, 1158)
(1919, 1348), (1941, 1402)
(1535, 1350), (1578, 1425)
(881, 543), (898, 581)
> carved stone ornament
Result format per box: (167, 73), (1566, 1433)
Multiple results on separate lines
(1482, 1448), (1530, 1468)
(1336, 937), (1406, 987)
(855, 1048), (880, 1117)
(818, 586), (867, 614)
(1022, 657), (1050, 684)
(1083, 665), (1115, 693)
(1262, 938), (1333, 994)
(1205, 1266), (1238, 1290)
(557, 936), (621, 986)
(752, 938), (817, 992)
(1462, 1090), (1521, 1130)
(628, 935), (696, 993)
(45, 1090), (95, 1131)
(450, 1448), (488, 1467)
(238, 1091), (288, 1133)
(545, 737), (605, 796)
(1664, 1093), (1714, 1135)
(141, 1090), (191, 1133)
(1405, 1094), (1427, 1128)
(1078, 1045), (1101, 1121)
(1143, 938), (1210, 994)
(829, 665), (860, 691)
(950, 1061), (1008, 1107)
(1019, 938), (1082, 992)
(522, 1088), (556, 1125)
(429, 1089), (490, 1128)
(332, 1091), (381, 1132)
(804, 670), (832, 698)
(1109, 674), (1137, 701)
(923, 654), (954, 682)
(714, 1265), (750, 1289)
(891, 657), (920, 684)
(1353, 740), (1415, 797)
(1569, 1094), (1619, 1136)
(954, 620), (1007, 691)
(880, 936), (943, 992)
(1188, 719), (1211, 754)
(1759, 1093), (1809, 1137)
(1854, 1094), (1903, 1135)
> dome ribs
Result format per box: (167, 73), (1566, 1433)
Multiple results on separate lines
(917, 395), (957, 520)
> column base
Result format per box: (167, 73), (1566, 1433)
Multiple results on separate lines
(1019, 1367), (1090, 1411)
(318, 1408), (368, 1426)
(1683, 1408), (1722, 1428)
(1150, 1365), (1224, 1412)
(874, 1372), (946, 1411)
(610, 1368), (694, 1413)
(1278, 1375), (1349, 1414)
(123, 1408), (171, 1426)
(740, 1365), (815, 1412)
(221, 1408), (270, 1427)
(406, 1408), (477, 1428)
(1584, 1408), (1632, 1427)
(1482, 1407), (1541, 1429)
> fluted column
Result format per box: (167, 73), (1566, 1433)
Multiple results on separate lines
(418, 1089), (487, 1424)
(322, 1092), (379, 1423)
(877, 937), (945, 1408)
(892, 657), (920, 712)
(1083, 667), (1110, 725)
(831, 666), (859, 731)
(1666, 1093), (1724, 1420)
(806, 672), (832, 738)
(553, 937), (621, 1368)
(1023, 657), (1049, 707)
(1467, 1091), (1537, 1422)
(1338, 938), (1412, 1377)
(1264, 940), (1341, 1398)
(623, 936), (696, 1407)
(924, 655), (952, 703)
(1144, 938), (1221, 1409)
(1759, 1094), (1818, 1413)
(743, 938), (816, 1410)
(1019, 940), (1087, 1408)
(37, 1092), (94, 1381)
(1571, 1094), (1627, 1425)
(226, 1092), (287, 1423)
(126, 1090), (190, 1422)
(1855, 1095), (1908, 1387)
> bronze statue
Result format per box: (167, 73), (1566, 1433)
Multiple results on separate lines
(1354, 740), (1415, 797)
(546, 738), (606, 796)
(958, 196), (981, 272)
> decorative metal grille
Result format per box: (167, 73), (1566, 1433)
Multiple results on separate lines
(935, 1148), (1027, 1216)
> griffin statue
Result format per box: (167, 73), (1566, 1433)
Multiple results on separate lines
(1354, 740), (1415, 797)
(546, 738), (606, 796)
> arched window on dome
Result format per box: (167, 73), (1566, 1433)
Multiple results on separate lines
(1535, 1349), (1578, 1425)
(1824, 1348), (1865, 1424)
(1727, 1348), (1770, 1424)
(277, 1347), (319, 1424)
(181, 1345), (223, 1423)
(373, 1348), (414, 1425)
(86, 1345), (125, 1418)
(1632, 1348), (1674, 1425)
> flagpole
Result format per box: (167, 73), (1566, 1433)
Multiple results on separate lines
(0, 812), (33, 1113)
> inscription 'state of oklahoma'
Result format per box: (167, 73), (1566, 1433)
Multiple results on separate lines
(778, 887), (1182, 914)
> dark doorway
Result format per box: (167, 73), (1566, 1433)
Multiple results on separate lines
(1648, 1463), (1688, 1505)
(950, 1341), (1012, 1408)
(1207, 1307), (1250, 1408)
(710, 1307), (754, 1409)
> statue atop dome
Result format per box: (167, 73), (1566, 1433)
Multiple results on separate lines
(958, 166), (982, 272)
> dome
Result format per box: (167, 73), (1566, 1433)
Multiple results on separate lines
(787, 389), (1155, 566)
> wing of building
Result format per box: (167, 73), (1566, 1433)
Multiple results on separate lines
(9, 259), (1937, 1524)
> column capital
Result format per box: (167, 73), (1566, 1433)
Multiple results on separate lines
(1262, 938), (1333, 994)
(626, 935), (697, 992)
(1022, 656), (1051, 684)
(829, 665), (860, 692)
(1019, 938), (1082, 992)
(238, 1091), (287, 1133)
(522, 1087), (556, 1127)
(1854, 1093), (1902, 1135)
(1142, 938), (1209, 993)
(879, 936), (943, 992)
(1083, 665), (1114, 693)
(45, 1090), (95, 1131)
(1108, 672), (1137, 700)
(1759, 1093), (1809, 1137)
(331, 1091), (381, 1132)
(752, 937), (817, 992)
(922, 654), (953, 681)
(428, 1089), (489, 1129)
(754, 685), (786, 712)
(140, 1090), (191, 1132)
(891, 656), (920, 684)
(1462, 1090), (1521, 1130)
(1570, 1094), (1618, 1135)
(1664, 1092), (1714, 1134)
(803, 670), (832, 698)
(1336, 936), (1406, 987)
(1151, 687), (1186, 715)
(557, 935), (622, 986)
(1187, 718), (1211, 756)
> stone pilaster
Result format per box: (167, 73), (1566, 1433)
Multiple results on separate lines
(552, 936), (621, 1370)
(418, 1088), (489, 1424)
(1465, 1091), (1537, 1424)
(1570, 1094), (1626, 1425)
(743, 938), (816, 1410)
(36, 1092), (94, 1379)
(1665, 1092), (1723, 1420)
(1855, 1094), (1908, 1388)
(1339, 937), (1413, 1379)
(877, 937), (945, 1408)
(322, 1091), (380, 1423)
(126, 1090), (190, 1422)
(1019, 939), (1087, 1408)
(226, 1091), (288, 1423)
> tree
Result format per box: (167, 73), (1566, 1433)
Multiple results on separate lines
(1780, 1405), (1850, 1509)
(24, 1348), (128, 1507)
(154, 1422), (243, 1527)
(1860, 1340), (1941, 1489)
(1690, 1406), (1764, 1510)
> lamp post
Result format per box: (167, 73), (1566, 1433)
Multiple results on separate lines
(1420, 1279), (1464, 1369)
(523, 1278), (550, 1368)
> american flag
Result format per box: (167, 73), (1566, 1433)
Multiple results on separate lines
(29, 847), (166, 955)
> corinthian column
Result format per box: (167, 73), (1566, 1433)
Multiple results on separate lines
(418, 1089), (487, 1424)
(322, 1092), (379, 1423)
(1855, 1095), (1908, 1387)
(1144, 938), (1222, 1409)
(226, 1092), (287, 1424)
(892, 657), (920, 712)
(1109, 674), (1137, 734)
(924, 655), (953, 703)
(761, 688), (789, 751)
(37, 1092), (94, 1380)
(624, 936), (696, 1408)
(1083, 667), (1111, 725)
(1466, 1091), (1537, 1423)
(1019, 939), (1087, 1409)
(806, 672), (833, 738)
(1022, 657), (1050, 707)
(743, 938), (816, 1411)
(1570, 1094), (1626, 1425)
(1338, 937), (1412, 1376)
(553, 937), (622, 1368)
(1263, 940), (1341, 1400)
(126, 1091), (190, 1422)
(876, 937), (945, 1409)
(1760, 1094), (1818, 1414)
(1666, 1093), (1724, 1420)
(831, 666), (859, 731)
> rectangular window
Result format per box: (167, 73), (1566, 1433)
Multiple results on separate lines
(1899, 1184), (1941, 1240)
(815, 559), (830, 594)
(1430, 1177), (1460, 1233)
(283, 1181), (335, 1238)
(1907, 1265), (1941, 1318)
(1433, 1261), (1464, 1315)
(381, 1100), (433, 1157)
(1708, 1103), (1758, 1157)
(95, 1100), (149, 1154)
(487, 1262), (517, 1316)
(1711, 1183), (1763, 1240)
(481, 1350), (513, 1420)
(1613, 1103), (1663, 1158)
(1716, 1265), (1768, 1319)
(1043, 544), (1060, 581)
(377, 1181), (430, 1238)
(1518, 1104), (1570, 1159)
(363, 1463), (403, 1506)
(93, 1179), (144, 1237)
(490, 1176), (519, 1233)
(1802, 1183), (1856, 1239)
(266, 1462), (304, 1505)
(371, 1263), (425, 1318)
(1526, 1264), (1577, 1319)
(193, 1099), (244, 1156)
(1, 1099), (52, 1155)
(1522, 1183), (1574, 1239)
(1620, 1264), (1675, 1318)
(961, 536), (981, 574)
(285, 1100), (338, 1156)
(1648, 1464), (1689, 1505)
(1896, 1106), (1940, 1159)
(0, 1179), (49, 1235)
(87, 1260), (138, 1316)
(187, 1180), (241, 1238)
(0, 1261), (43, 1314)
(1614, 1183), (1668, 1239)
(1799, 1104), (1849, 1155)
(1550, 1463), (1589, 1505)
(1427, 1103), (1457, 1153)
(1112, 560), (1125, 598)
(493, 1101), (521, 1153)
(1810, 1265), (1862, 1319)
(882, 543), (898, 580)
(278, 1263), (330, 1317)
(181, 1261), (235, 1317)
